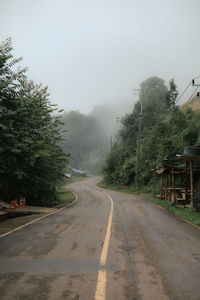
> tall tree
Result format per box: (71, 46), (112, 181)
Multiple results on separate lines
(102, 76), (191, 189)
(165, 79), (179, 110)
(0, 39), (68, 206)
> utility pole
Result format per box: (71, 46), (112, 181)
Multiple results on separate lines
(106, 132), (113, 153)
(132, 88), (143, 186)
(192, 78), (200, 87)
(136, 101), (143, 185)
(110, 133), (113, 152)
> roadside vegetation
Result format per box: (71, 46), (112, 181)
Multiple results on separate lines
(66, 176), (86, 184)
(102, 77), (200, 191)
(0, 39), (68, 207)
(98, 180), (200, 226)
(100, 76), (200, 222)
(144, 194), (200, 226)
(55, 185), (76, 208)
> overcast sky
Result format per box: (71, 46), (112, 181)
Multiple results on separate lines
(1, 0), (200, 113)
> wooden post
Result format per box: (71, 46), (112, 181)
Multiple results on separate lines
(166, 174), (169, 200)
(172, 168), (175, 202)
(164, 174), (167, 199)
(185, 161), (188, 201)
(168, 172), (171, 201)
(161, 175), (164, 199)
(172, 169), (175, 191)
(154, 172), (157, 195)
(190, 160), (194, 205)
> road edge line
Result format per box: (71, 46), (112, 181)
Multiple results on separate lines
(142, 196), (200, 230)
(98, 183), (200, 231)
(0, 191), (78, 239)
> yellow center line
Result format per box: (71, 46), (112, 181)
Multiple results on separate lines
(94, 192), (114, 300)
(94, 270), (107, 300)
(73, 183), (114, 299)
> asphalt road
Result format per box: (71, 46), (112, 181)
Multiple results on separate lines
(1, 177), (200, 300)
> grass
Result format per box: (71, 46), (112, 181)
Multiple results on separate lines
(66, 176), (86, 184)
(98, 180), (120, 190)
(98, 180), (141, 194)
(143, 194), (200, 226)
(55, 185), (76, 207)
(53, 175), (85, 207)
(98, 180), (200, 227)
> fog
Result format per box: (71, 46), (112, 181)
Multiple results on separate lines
(1, 0), (200, 114)
(90, 100), (133, 138)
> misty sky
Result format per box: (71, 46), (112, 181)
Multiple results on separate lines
(1, 0), (200, 113)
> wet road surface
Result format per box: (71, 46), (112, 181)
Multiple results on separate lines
(1, 177), (200, 299)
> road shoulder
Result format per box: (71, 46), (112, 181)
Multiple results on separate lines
(0, 190), (77, 238)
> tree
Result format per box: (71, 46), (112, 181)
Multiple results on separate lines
(165, 79), (179, 110)
(0, 39), (68, 206)
(102, 76), (199, 190)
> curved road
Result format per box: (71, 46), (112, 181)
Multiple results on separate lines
(1, 177), (200, 299)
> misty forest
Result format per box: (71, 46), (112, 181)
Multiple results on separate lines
(1, 39), (200, 206)
(2, 1), (200, 299)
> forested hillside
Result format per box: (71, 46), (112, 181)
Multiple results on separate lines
(102, 77), (200, 190)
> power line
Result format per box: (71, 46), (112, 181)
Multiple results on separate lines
(181, 86), (200, 110)
(175, 81), (192, 104)
(176, 76), (200, 105)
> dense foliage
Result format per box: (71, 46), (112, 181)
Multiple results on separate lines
(0, 39), (68, 206)
(102, 76), (200, 190)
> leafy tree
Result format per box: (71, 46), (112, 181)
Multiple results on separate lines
(157, 107), (200, 161)
(139, 76), (168, 129)
(0, 39), (67, 206)
(165, 79), (179, 110)
(102, 144), (130, 185)
(102, 76), (200, 190)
